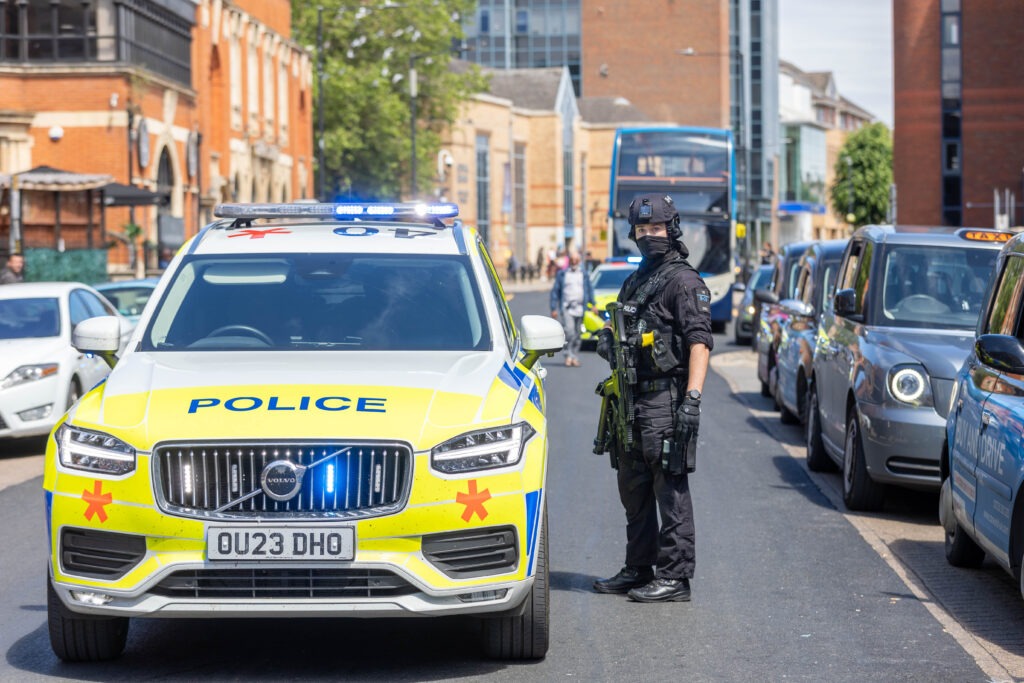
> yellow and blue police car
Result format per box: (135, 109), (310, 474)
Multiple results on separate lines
(44, 202), (565, 661)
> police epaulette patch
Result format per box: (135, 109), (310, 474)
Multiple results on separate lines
(694, 287), (712, 314)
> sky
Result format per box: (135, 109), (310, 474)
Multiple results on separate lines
(778, 0), (894, 127)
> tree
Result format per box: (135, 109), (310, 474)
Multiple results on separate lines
(830, 122), (893, 227)
(292, 1), (486, 200)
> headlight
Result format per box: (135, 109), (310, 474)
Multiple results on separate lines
(888, 365), (932, 405)
(56, 424), (136, 476)
(431, 423), (535, 474)
(746, 305), (756, 315)
(1, 363), (58, 389)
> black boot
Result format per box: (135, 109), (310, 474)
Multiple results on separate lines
(593, 566), (654, 594)
(627, 577), (691, 602)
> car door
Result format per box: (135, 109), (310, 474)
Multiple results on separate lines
(965, 254), (1024, 564)
(819, 240), (871, 449)
(777, 259), (813, 408)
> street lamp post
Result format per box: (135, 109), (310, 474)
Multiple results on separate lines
(409, 55), (419, 199)
(844, 155), (855, 225)
(316, 6), (325, 201)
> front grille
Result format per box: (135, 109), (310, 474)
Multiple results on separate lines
(60, 528), (147, 579)
(151, 568), (417, 599)
(154, 441), (411, 519)
(422, 526), (518, 578)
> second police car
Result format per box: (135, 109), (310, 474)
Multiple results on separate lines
(942, 230), (1024, 600)
(43, 202), (565, 661)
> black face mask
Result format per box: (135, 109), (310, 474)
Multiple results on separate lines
(637, 236), (673, 261)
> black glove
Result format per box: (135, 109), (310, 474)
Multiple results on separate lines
(676, 394), (700, 441)
(596, 328), (614, 361)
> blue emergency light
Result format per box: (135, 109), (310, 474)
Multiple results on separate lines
(214, 202), (460, 221)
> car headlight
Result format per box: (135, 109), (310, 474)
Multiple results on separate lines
(888, 365), (933, 406)
(431, 423), (536, 474)
(56, 424), (136, 476)
(746, 305), (756, 315)
(1, 363), (58, 390)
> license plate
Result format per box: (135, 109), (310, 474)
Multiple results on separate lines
(207, 526), (355, 561)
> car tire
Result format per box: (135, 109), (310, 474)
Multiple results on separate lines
(779, 389), (799, 425)
(760, 379), (771, 398)
(805, 385), (833, 472)
(842, 408), (886, 511)
(482, 505), (549, 660)
(66, 378), (81, 410)
(939, 477), (985, 568)
(47, 578), (129, 662)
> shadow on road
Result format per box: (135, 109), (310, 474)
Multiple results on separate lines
(550, 570), (603, 594)
(8, 616), (520, 680)
(0, 436), (46, 459)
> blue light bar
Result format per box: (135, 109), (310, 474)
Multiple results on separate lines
(214, 202), (460, 221)
(626, 256), (643, 263)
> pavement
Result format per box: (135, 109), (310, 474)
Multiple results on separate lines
(502, 277), (551, 294)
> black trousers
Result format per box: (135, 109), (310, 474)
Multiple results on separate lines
(616, 386), (695, 580)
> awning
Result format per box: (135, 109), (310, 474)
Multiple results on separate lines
(102, 182), (169, 207)
(0, 165), (112, 191)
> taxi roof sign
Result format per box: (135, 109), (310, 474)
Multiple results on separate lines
(958, 229), (1013, 243)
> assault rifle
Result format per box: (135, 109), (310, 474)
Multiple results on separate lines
(593, 302), (638, 469)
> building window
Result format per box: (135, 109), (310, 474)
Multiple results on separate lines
(0, 0), (192, 84)
(230, 33), (242, 130)
(515, 9), (527, 34)
(480, 8), (489, 34)
(513, 142), (526, 259)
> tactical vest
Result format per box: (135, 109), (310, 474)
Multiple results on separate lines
(620, 259), (692, 379)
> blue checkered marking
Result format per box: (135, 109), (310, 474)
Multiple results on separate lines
(525, 489), (542, 576)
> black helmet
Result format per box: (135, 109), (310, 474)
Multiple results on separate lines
(627, 193), (681, 240)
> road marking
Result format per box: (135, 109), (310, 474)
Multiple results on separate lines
(714, 349), (1020, 683)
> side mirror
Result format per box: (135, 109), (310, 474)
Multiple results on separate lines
(833, 288), (858, 318)
(733, 282), (747, 293)
(520, 315), (566, 370)
(73, 316), (122, 369)
(976, 334), (1024, 374)
(754, 288), (779, 305)
(780, 298), (814, 318)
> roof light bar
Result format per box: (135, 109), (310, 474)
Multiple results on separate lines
(214, 202), (459, 220)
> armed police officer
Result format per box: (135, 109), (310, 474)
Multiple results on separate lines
(593, 193), (712, 603)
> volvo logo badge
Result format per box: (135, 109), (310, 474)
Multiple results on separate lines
(260, 460), (304, 501)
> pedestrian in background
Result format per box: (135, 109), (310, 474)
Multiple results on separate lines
(550, 251), (595, 367)
(594, 193), (712, 603)
(0, 253), (25, 284)
(760, 241), (776, 265)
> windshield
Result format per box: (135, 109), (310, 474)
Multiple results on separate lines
(0, 298), (61, 339)
(877, 245), (996, 329)
(99, 285), (155, 319)
(591, 267), (636, 291)
(750, 266), (773, 290)
(142, 254), (491, 351)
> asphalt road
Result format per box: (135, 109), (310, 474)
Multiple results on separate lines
(0, 289), (1020, 681)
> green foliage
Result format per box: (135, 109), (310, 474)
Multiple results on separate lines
(830, 122), (893, 227)
(292, 1), (487, 200)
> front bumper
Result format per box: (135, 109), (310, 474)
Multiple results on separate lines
(50, 562), (532, 619)
(857, 401), (944, 491)
(0, 376), (61, 438)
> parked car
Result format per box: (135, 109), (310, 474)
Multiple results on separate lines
(755, 241), (813, 399)
(582, 259), (639, 343)
(772, 239), (848, 427)
(734, 264), (773, 345)
(940, 231), (1024, 594)
(0, 282), (132, 439)
(940, 230), (1024, 593)
(809, 225), (1009, 510)
(95, 277), (160, 324)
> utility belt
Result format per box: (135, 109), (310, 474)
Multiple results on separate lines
(635, 377), (683, 395)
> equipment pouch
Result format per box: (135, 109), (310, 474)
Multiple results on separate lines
(649, 330), (679, 373)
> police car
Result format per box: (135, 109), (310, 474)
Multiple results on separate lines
(43, 202), (565, 661)
(941, 230), (1024, 598)
(581, 259), (639, 343)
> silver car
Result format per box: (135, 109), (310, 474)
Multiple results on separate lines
(809, 225), (1009, 511)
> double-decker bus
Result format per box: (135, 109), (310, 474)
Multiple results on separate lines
(608, 126), (736, 331)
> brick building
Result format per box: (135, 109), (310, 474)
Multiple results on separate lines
(894, 0), (1024, 228)
(0, 0), (312, 275)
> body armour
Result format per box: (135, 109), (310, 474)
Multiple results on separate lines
(618, 252), (715, 380)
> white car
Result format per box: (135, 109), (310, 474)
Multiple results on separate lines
(0, 282), (133, 439)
